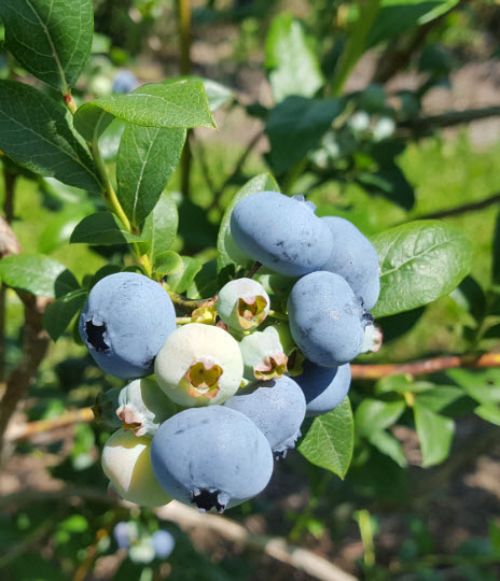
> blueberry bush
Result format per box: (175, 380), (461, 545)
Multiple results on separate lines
(0, 0), (499, 578)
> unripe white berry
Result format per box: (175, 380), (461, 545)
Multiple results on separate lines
(154, 323), (244, 407)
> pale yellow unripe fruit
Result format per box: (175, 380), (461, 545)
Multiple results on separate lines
(101, 428), (170, 507)
(154, 323), (244, 407)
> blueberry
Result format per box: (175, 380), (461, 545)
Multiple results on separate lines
(113, 521), (135, 549)
(151, 406), (273, 512)
(230, 191), (333, 277)
(116, 378), (177, 437)
(112, 70), (139, 94)
(102, 428), (171, 507)
(152, 530), (175, 559)
(320, 217), (380, 309)
(288, 271), (365, 367)
(79, 272), (176, 379)
(295, 361), (351, 416)
(155, 323), (244, 407)
(239, 326), (288, 382)
(216, 278), (270, 333)
(225, 375), (306, 456)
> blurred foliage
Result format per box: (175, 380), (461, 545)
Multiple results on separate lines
(0, 0), (499, 579)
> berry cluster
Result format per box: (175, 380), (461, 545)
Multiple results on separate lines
(81, 191), (381, 513)
(113, 522), (175, 563)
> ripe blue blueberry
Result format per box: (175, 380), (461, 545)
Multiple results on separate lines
(321, 217), (380, 309)
(295, 361), (351, 416)
(155, 323), (244, 407)
(230, 191), (333, 277)
(112, 70), (139, 94)
(225, 375), (306, 456)
(151, 406), (273, 512)
(288, 271), (366, 367)
(152, 530), (175, 559)
(113, 521), (136, 549)
(79, 272), (176, 379)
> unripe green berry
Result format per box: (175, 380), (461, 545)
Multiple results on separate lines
(239, 326), (288, 382)
(101, 428), (170, 507)
(216, 278), (270, 333)
(116, 378), (177, 437)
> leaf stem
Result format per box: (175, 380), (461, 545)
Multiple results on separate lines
(268, 310), (288, 321)
(90, 134), (153, 277)
(166, 288), (216, 311)
(330, 0), (381, 97)
(176, 0), (193, 199)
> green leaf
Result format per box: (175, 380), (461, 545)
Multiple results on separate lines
(265, 14), (324, 103)
(38, 209), (90, 254)
(475, 404), (500, 426)
(217, 173), (280, 272)
(446, 369), (500, 406)
(141, 193), (179, 261)
(0, 0), (93, 92)
(201, 78), (234, 111)
(154, 251), (183, 277)
(414, 404), (454, 467)
(43, 288), (87, 341)
(355, 399), (406, 437)
(372, 220), (472, 317)
(415, 386), (464, 413)
(492, 210), (500, 285)
(74, 79), (214, 140)
(0, 254), (66, 297)
(0, 81), (102, 193)
(368, 431), (408, 467)
(54, 269), (80, 297)
(266, 96), (341, 174)
(298, 398), (354, 478)
(167, 257), (203, 295)
(375, 374), (412, 395)
(116, 126), (185, 228)
(70, 212), (143, 245)
(369, 1), (460, 47)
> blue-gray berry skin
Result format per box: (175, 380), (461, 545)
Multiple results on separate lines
(79, 272), (176, 379)
(152, 530), (175, 559)
(295, 361), (351, 416)
(112, 70), (139, 94)
(288, 271), (364, 367)
(225, 375), (306, 456)
(321, 217), (380, 309)
(151, 406), (273, 513)
(230, 191), (333, 277)
(113, 522), (132, 549)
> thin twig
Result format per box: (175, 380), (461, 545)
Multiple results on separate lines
(209, 129), (264, 211)
(159, 502), (356, 581)
(6, 352), (500, 442)
(195, 140), (218, 199)
(0, 293), (51, 456)
(413, 192), (500, 221)
(0, 167), (19, 382)
(167, 290), (216, 311)
(5, 407), (95, 442)
(0, 487), (356, 581)
(351, 352), (500, 380)
(177, 0), (193, 199)
(371, 0), (461, 86)
(399, 106), (500, 136)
